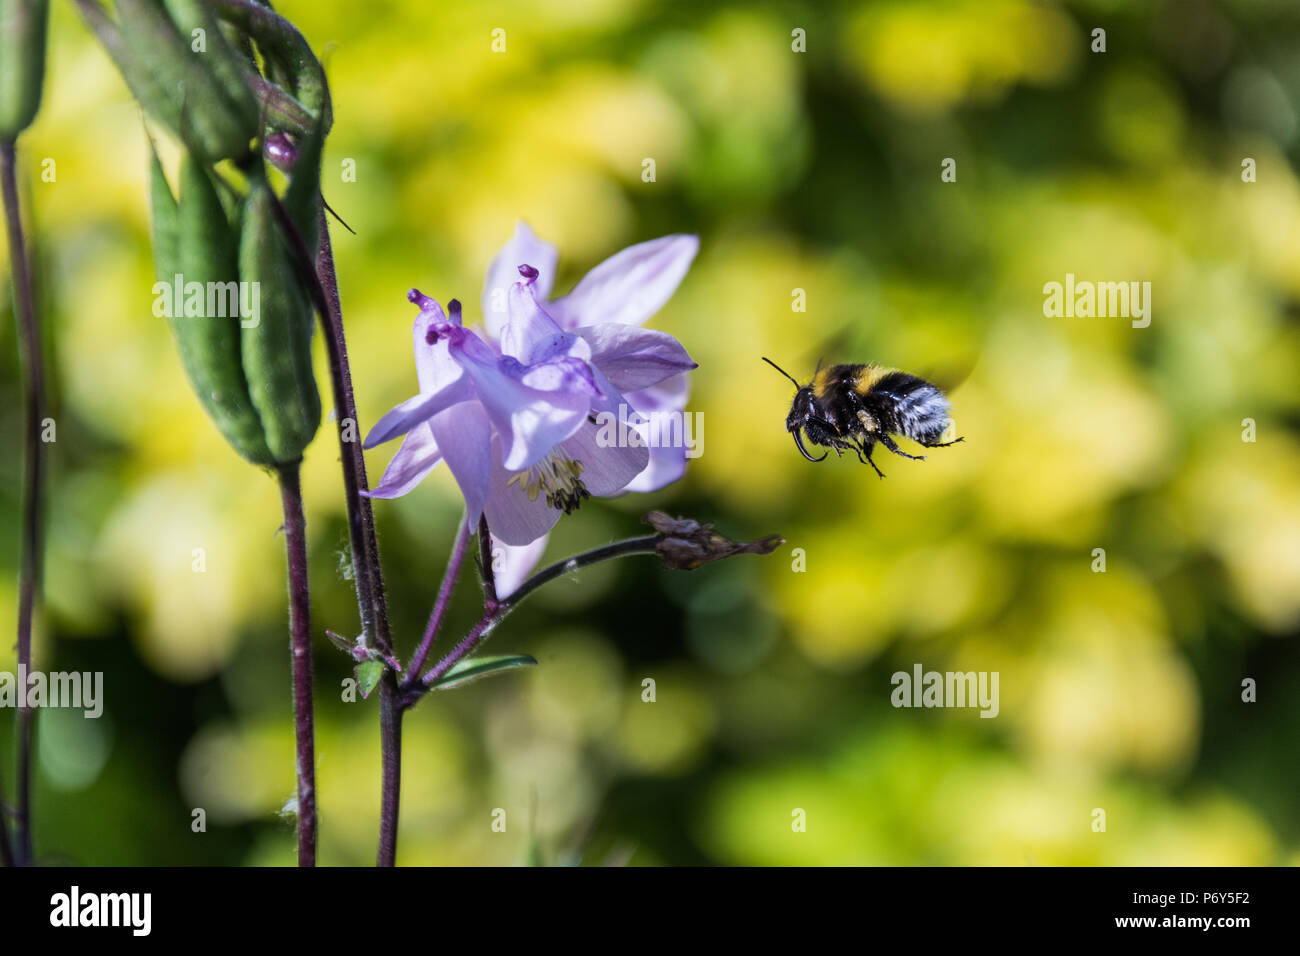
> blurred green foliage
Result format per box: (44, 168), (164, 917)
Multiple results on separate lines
(1, 0), (1298, 865)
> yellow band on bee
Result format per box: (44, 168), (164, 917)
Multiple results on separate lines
(853, 364), (895, 394)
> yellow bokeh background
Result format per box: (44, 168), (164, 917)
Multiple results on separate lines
(0, 0), (1297, 864)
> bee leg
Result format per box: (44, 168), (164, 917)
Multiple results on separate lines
(853, 441), (886, 478)
(919, 436), (965, 448)
(878, 433), (925, 461)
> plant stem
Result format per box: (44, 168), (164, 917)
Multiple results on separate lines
(495, 536), (659, 612)
(2, 140), (45, 867)
(277, 463), (316, 867)
(404, 535), (659, 704)
(376, 675), (401, 867)
(312, 208), (392, 656)
(313, 208), (402, 866)
(407, 514), (472, 680)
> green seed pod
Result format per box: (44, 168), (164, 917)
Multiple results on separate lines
(0, 0), (49, 139)
(239, 179), (320, 463)
(161, 0), (259, 126)
(168, 151), (274, 464)
(210, 0), (332, 130)
(146, 139), (179, 284)
(114, 0), (257, 163)
(282, 110), (325, 258)
(76, 0), (177, 144)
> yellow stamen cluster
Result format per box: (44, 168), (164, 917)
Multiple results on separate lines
(508, 448), (591, 514)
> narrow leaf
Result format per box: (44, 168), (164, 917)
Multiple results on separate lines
(430, 654), (538, 692)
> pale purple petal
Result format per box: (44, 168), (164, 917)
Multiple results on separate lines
(490, 533), (549, 599)
(456, 347), (596, 472)
(483, 439), (564, 546)
(364, 302), (481, 449)
(621, 373), (693, 493)
(411, 309), (467, 394)
(575, 324), (697, 391)
(363, 372), (475, 448)
(501, 269), (591, 365)
(622, 435), (688, 493)
(624, 371), (690, 415)
(549, 234), (698, 329)
(497, 400), (592, 473)
(408, 290), (445, 316)
(429, 402), (493, 524)
(363, 424), (443, 499)
(518, 354), (599, 394)
(561, 417), (649, 496)
(556, 365), (650, 495)
(482, 222), (558, 341)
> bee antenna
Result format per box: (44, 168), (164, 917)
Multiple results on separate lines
(761, 356), (801, 388)
(814, 355), (825, 375)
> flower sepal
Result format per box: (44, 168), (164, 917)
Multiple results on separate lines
(325, 629), (403, 671)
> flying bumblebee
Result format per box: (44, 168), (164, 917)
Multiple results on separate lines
(763, 357), (963, 478)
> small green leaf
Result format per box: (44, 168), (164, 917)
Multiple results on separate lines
(430, 654), (538, 692)
(354, 660), (384, 699)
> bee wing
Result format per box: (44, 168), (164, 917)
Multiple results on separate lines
(915, 353), (979, 394)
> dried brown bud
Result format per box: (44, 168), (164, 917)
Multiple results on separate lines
(642, 511), (784, 570)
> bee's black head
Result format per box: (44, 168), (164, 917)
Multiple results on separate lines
(786, 386), (815, 431)
(763, 357), (829, 462)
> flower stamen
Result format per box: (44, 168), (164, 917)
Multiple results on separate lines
(508, 448), (591, 514)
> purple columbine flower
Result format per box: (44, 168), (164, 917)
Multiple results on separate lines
(363, 225), (698, 588)
(482, 223), (700, 493)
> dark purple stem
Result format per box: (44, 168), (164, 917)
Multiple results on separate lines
(376, 674), (401, 867)
(312, 208), (391, 655)
(1, 140), (44, 867)
(313, 208), (402, 867)
(277, 463), (316, 867)
(403, 534), (659, 706)
(406, 515), (472, 680)
(413, 616), (497, 695)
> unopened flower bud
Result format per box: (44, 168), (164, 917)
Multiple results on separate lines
(264, 132), (299, 172)
(643, 511), (784, 570)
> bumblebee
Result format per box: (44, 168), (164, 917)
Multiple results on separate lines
(763, 357), (963, 477)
